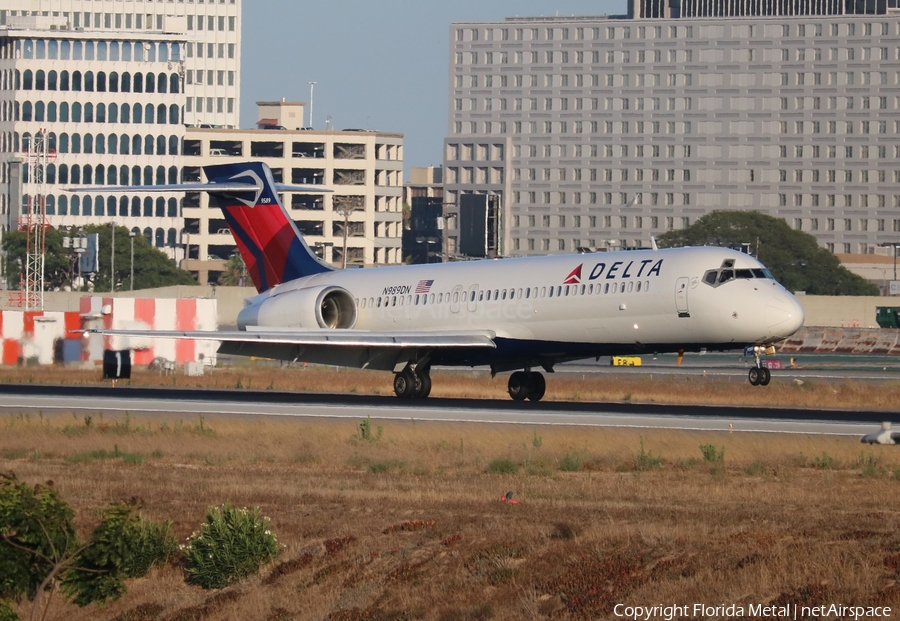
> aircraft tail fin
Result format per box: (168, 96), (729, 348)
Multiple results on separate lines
(68, 161), (334, 293)
(202, 162), (333, 292)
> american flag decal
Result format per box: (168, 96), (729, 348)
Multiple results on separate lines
(415, 279), (434, 294)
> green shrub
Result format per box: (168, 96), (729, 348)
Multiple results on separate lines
(0, 600), (17, 621)
(355, 417), (382, 442)
(485, 458), (519, 474)
(122, 517), (178, 578)
(813, 452), (834, 469)
(559, 450), (585, 472)
(182, 505), (281, 589)
(634, 437), (662, 471)
(744, 461), (768, 475)
(700, 444), (725, 463)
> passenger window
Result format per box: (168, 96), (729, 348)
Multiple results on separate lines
(540, 286), (546, 297)
(636, 281), (642, 292)
(470, 291), (476, 302)
(627, 281), (634, 293)
(517, 288), (523, 298)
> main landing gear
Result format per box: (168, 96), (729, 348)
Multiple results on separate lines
(748, 347), (771, 387)
(393, 365), (432, 399)
(507, 370), (546, 402)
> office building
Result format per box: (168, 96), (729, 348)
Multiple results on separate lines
(1, 0), (241, 128)
(1, 18), (186, 263)
(445, 10), (900, 259)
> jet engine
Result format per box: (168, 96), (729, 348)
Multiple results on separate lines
(237, 285), (357, 330)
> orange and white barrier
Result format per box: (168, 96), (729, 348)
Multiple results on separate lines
(79, 297), (218, 366)
(0, 297), (218, 366)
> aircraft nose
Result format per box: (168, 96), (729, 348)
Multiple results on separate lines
(767, 293), (804, 336)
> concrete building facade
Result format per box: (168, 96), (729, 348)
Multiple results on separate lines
(444, 12), (900, 259)
(1, 0), (242, 129)
(1, 20), (186, 265)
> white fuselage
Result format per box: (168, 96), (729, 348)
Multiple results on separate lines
(240, 247), (804, 357)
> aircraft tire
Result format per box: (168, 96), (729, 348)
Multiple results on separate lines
(748, 367), (761, 386)
(393, 369), (418, 398)
(414, 371), (432, 398)
(527, 373), (546, 402)
(508, 371), (530, 401)
(759, 367), (771, 386)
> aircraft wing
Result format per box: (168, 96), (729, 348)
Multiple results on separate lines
(90, 328), (496, 348)
(88, 327), (497, 371)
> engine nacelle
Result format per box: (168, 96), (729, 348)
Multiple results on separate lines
(238, 285), (357, 330)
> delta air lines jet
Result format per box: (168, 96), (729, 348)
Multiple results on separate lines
(77, 162), (804, 401)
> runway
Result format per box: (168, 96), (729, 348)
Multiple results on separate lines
(0, 383), (892, 438)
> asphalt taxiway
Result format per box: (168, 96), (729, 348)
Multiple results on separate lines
(0, 383), (892, 438)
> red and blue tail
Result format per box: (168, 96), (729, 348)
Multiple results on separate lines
(203, 162), (333, 293)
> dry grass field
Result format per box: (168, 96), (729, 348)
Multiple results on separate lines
(2, 366), (900, 620)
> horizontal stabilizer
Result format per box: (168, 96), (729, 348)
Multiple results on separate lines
(67, 182), (331, 194)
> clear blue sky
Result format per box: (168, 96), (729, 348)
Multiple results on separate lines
(240, 1), (623, 174)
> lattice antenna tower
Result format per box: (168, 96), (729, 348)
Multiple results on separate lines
(22, 129), (48, 312)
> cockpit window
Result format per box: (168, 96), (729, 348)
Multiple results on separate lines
(702, 263), (774, 287)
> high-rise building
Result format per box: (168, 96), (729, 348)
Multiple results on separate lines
(0, 0), (241, 128)
(0, 0), (241, 287)
(1, 17), (186, 264)
(445, 10), (900, 259)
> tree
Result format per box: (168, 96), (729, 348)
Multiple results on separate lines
(1, 228), (76, 292)
(657, 211), (880, 296)
(2, 224), (197, 292)
(216, 254), (251, 287)
(83, 224), (197, 291)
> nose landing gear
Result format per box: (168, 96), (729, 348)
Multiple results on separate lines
(507, 370), (546, 402)
(747, 346), (772, 386)
(748, 365), (771, 386)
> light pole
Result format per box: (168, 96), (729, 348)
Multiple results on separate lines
(879, 242), (899, 284)
(110, 221), (115, 292)
(129, 231), (135, 291)
(308, 81), (316, 129)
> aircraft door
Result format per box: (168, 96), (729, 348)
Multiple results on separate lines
(450, 285), (464, 314)
(675, 277), (690, 318)
(466, 284), (479, 313)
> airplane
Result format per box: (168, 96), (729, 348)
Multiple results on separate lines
(861, 422), (900, 445)
(73, 161), (805, 401)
